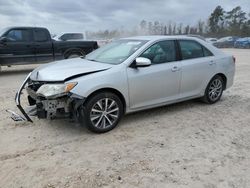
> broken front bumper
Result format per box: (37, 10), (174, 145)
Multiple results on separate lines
(10, 73), (85, 122)
(14, 72), (33, 122)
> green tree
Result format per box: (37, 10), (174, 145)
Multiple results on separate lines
(184, 25), (190, 34)
(148, 22), (153, 34)
(153, 21), (160, 34)
(163, 25), (167, 35)
(177, 23), (183, 35)
(240, 13), (250, 36)
(140, 20), (147, 30)
(168, 22), (172, 35)
(208, 6), (225, 35)
(197, 20), (205, 35)
(226, 6), (247, 35)
(172, 23), (176, 35)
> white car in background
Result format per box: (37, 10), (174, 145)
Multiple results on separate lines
(206, 38), (218, 43)
(53, 33), (85, 41)
(13, 36), (235, 133)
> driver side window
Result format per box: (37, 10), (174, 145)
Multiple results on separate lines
(140, 40), (176, 64)
(6, 29), (32, 42)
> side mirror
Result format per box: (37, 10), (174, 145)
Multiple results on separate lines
(0, 37), (7, 43)
(134, 57), (151, 68)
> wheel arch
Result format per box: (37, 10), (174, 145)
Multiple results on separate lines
(214, 73), (227, 90)
(84, 87), (127, 113)
(63, 48), (85, 58)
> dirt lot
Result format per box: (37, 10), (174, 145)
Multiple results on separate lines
(0, 49), (250, 188)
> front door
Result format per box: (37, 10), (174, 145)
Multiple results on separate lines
(1, 28), (35, 65)
(127, 40), (182, 109)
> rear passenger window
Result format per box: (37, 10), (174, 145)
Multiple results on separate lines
(179, 40), (204, 60)
(60, 33), (83, 41)
(140, 40), (176, 64)
(34, 29), (49, 42)
(60, 34), (69, 41)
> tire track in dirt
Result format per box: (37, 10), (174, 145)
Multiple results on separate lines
(0, 137), (85, 161)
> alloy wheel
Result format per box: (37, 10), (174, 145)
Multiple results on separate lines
(208, 78), (223, 101)
(90, 98), (119, 129)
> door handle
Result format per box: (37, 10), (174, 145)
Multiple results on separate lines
(171, 66), (180, 72)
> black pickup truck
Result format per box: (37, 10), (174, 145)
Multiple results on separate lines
(0, 27), (98, 68)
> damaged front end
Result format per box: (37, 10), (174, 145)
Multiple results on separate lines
(10, 73), (85, 122)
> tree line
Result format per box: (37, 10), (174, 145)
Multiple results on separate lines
(86, 6), (250, 39)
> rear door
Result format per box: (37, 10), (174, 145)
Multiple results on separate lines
(33, 28), (54, 62)
(1, 28), (35, 64)
(178, 40), (216, 98)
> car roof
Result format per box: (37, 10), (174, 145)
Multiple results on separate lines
(4, 26), (48, 30)
(122, 35), (225, 57)
(123, 35), (203, 41)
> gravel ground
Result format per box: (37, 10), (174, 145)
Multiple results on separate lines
(0, 49), (250, 188)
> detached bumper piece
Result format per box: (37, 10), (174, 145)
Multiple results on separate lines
(14, 73), (33, 122)
(6, 109), (26, 121)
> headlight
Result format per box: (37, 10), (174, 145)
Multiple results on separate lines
(36, 82), (77, 98)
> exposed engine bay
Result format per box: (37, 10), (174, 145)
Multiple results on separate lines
(9, 73), (85, 122)
(27, 80), (84, 120)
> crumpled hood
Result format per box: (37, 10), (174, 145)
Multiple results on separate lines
(30, 58), (113, 82)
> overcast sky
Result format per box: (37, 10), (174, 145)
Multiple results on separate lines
(0, 0), (249, 34)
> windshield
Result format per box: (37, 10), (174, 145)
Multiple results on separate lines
(85, 39), (148, 64)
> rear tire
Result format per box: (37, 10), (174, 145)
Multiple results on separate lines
(79, 92), (124, 133)
(65, 50), (85, 59)
(202, 75), (224, 104)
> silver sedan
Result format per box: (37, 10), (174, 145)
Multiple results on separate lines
(14, 36), (235, 133)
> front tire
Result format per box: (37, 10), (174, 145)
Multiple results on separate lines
(79, 92), (124, 133)
(202, 75), (224, 104)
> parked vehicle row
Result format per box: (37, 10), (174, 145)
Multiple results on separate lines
(212, 36), (239, 48)
(0, 27), (98, 70)
(206, 36), (250, 48)
(234, 37), (250, 48)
